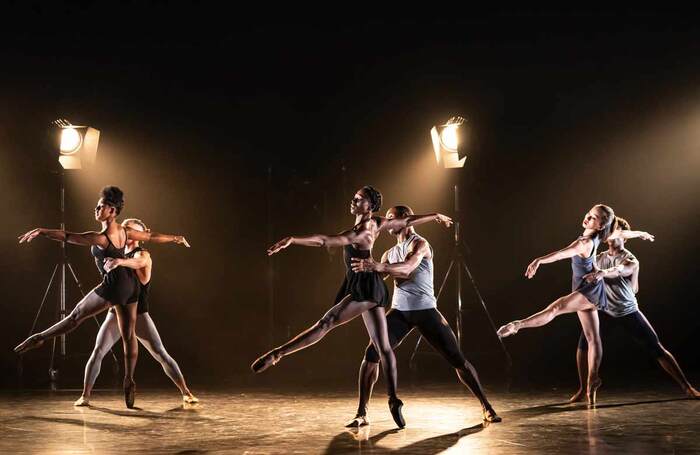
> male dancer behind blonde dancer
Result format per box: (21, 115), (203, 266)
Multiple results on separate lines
(570, 217), (700, 402)
(75, 218), (199, 406)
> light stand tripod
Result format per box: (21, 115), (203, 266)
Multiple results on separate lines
(19, 170), (119, 387)
(410, 184), (512, 374)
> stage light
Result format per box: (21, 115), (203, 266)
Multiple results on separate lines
(430, 116), (467, 168)
(52, 119), (100, 170)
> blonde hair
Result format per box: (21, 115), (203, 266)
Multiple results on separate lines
(122, 218), (148, 232)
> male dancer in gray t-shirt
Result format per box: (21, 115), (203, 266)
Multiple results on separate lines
(570, 217), (699, 402)
(347, 205), (501, 427)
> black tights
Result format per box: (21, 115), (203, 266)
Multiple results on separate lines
(358, 308), (492, 415)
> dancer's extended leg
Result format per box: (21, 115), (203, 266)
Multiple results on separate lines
(15, 290), (111, 354)
(136, 313), (198, 403)
(620, 311), (700, 398)
(497, 291), (596, 337)
(417, 309), (501, 422)
(252, 295), (374, 372)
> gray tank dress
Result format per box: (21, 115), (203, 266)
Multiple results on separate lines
(571, 235), (607, 310)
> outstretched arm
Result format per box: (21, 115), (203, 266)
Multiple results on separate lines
(126, 227), (190, 247)
(352, 239), (429, 279)
(583, 258), (639, 285)
(18, 228), (105, 247)
(525, 238), (592, 279)
(609, 229), (654, 242)
(104, 250), (151, 273)
(378, 213), (453, 233)
(267, 228), (361, 256)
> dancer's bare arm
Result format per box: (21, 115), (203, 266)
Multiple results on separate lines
(104, 250), (152, 273)
(126, 227), (190, 247)
(378, 213), (453, 232)
(609, 229), (654, 242)
(525, 238), (592, 279)
(352, 239), (430, 279)
(583, 257), (639, 284)
(267, 228), (364, 256)
(18, 228), (106, 247)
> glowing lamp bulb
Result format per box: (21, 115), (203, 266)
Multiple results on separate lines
(60, 128), (82, 154)
(440, 125), (459, 150)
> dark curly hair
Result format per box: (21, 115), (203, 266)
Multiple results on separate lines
(361, 185), (382, 212)
(100, 186), (125, 215)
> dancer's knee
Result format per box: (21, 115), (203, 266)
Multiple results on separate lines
(649, 342), (666, 359)
(317, 313), (338, 332)
(577, 332), (589, 351)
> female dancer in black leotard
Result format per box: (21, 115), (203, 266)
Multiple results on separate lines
(251, 186), (452, 428)
(74, 218), (199, 407)
(15, 186), (189, 408)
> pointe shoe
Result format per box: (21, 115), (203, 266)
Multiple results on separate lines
(569, 388), (585, 403)
(345, 414), (370, 428)
(73, 396), (90, 407)
(483, 407), (502, 423)
(496, 321), (520, 339)
(251, 350), (282, 373)
(14, 334), (45, 354)
(389, 397), (406, 429)
(183, 393), (200, 404)
(124, 379), (136, 409)
(587, 377), (602, 406)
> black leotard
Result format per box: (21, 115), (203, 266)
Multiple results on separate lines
(128, 247), (151, 314)
(91, 231), (139, 306)
(334, 245), (389, 308)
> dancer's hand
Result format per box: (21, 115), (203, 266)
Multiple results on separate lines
(18, 228), (42, 243)
(583, 270), (604, 283)
(267, 237), (293, 256)
(435, 214), (453, 227)
(525, 258), (540, 279)
(351, 257), (377, 272)
(174, 235), (191, 247)
(103, 258), (122, 272)
(639, 231), (655, 242)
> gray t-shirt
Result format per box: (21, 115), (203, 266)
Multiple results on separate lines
(597, 249), (639, 317)
(386, 233), (437, 311)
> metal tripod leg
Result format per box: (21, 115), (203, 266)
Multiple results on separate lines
(459, 260), (512, 368)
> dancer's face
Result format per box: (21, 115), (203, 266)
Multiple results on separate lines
(386, 208), (404, 235)
(350, 190), (371, 215)
(123, 221), (144, 248)
(606, 229), (625, 249)
(582, 206), (604, 231)
(94, 198), (115, 222)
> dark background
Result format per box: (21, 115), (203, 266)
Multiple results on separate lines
(1, 6), (698, 392)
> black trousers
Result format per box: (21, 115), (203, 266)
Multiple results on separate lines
(365, 308), (465, 368)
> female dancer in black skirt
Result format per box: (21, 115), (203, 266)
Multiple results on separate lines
(252, 186), (452, 427)
(15, 186), (189, 407)
(496, 204), (654, 404)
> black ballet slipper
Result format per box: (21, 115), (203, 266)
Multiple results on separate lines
(483, 407), (502, 423)
(251, 350), (281, 373)
(389, 397), (406, 429)
(124, 379), (136, 409)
